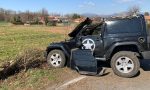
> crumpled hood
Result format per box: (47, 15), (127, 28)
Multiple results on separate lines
(68, 18), (92, 37)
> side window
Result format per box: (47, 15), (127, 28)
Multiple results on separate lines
(106, 18), (142, 34)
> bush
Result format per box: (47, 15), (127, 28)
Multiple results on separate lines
(147, 24), (150, 29)
(11, 16), (24, 25)
(12, 21), (24, 25)
(15, 48), (46, 70)
(47, 21), (57, 26)
(146, 24), (150, 35)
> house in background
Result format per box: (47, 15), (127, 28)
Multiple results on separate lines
(74, 17), (85, 23)
(145, 16), (150, 24)
(38, 15), (62, 24)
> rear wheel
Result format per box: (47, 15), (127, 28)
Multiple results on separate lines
(111, 51), (140, 78)
(47, 50), (66, 68)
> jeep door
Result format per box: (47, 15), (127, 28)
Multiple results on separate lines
(80, 25), (104, 57)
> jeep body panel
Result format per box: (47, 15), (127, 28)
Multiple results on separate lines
(102, 15), (149, 59)
(141, 51), (150, 59)
(70, 49), (97, 75)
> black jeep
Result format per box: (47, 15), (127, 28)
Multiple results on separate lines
(46, 14), (150, 78)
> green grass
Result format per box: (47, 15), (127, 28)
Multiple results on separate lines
(0, 22), (10, 26)
(0, 26), (65, 60)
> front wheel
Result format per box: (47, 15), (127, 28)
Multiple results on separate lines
(47, 50), (66, 68)
(111, 51), (140, 78)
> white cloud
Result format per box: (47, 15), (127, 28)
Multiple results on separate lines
(115, 0), (144, 3)
(115, 0), (144, 5)
(79, 1), (95, 8)
(120, 0), (134, 3)
(116, 0), (135, 3)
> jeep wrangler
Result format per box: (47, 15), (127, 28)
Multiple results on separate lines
(45, 14), (150, 78)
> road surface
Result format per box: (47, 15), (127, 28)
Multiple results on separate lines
(49, 59), (150, 90)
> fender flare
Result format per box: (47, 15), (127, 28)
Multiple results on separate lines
(46, 43), (70, 58)
(105, 42), (143, 59)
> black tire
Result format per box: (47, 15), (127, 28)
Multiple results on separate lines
(47, 49), (66, 68)
(111, 51), (140, 78)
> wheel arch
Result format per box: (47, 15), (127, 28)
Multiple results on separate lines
(46, 45), (70, 67)
(105, 42), (143, 60)
(46, 44), (70, 59)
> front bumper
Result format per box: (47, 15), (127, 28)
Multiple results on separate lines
(141, 51), (150, 59)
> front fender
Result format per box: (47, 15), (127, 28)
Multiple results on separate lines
(46, 43), (70, 58)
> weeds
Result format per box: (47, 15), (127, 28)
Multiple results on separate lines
(0, 48), (46, 80)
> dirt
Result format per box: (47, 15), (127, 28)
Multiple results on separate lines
(49, 60), (150, 90)
(46, 68), (80, 90)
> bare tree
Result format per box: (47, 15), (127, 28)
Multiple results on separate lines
(128, 6), (140, 16)
(39, 8), (49, 24)
(0, 8), (5, 21)
(0, 7), (51, 24)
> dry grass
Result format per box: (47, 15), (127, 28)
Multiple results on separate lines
(0, 48), (79, 90)
(0, 48), (46, 79)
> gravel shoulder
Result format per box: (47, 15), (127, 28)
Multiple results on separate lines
(52, 59), (150, 90)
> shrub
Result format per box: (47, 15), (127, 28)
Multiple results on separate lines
(147, 24), (150, 29)
(47, 21), (57, 26)
(11, 16), (24, 25)
(0, 48), (46, 80)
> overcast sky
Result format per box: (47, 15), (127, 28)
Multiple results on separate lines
(0, 0), (149, 15)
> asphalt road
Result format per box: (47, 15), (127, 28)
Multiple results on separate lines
(59, 59), (150, 90)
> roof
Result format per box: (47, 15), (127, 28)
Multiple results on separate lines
(145, 16), (150, 20)
(106, 15), (143, 21)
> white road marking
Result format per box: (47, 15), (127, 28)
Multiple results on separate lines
(55, 76), (87, 90)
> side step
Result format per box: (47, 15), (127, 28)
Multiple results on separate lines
(76, 66), (106, 76)
(79, 71), (97, 76)
(95, 57), (106, 61)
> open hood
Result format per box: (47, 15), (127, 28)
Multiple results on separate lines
(68, 18), (92, 37)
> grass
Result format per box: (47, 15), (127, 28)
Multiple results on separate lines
(0, 25), (67, 60)
(0, 22), (10, 27)
(0, 25), (73, 90)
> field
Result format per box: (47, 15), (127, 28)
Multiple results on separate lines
(0, 25), (73, 60)
(0, 24), (78, 90)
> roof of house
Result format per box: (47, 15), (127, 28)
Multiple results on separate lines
(145, 16), (150, 20)
(74, 18), (85, 23)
